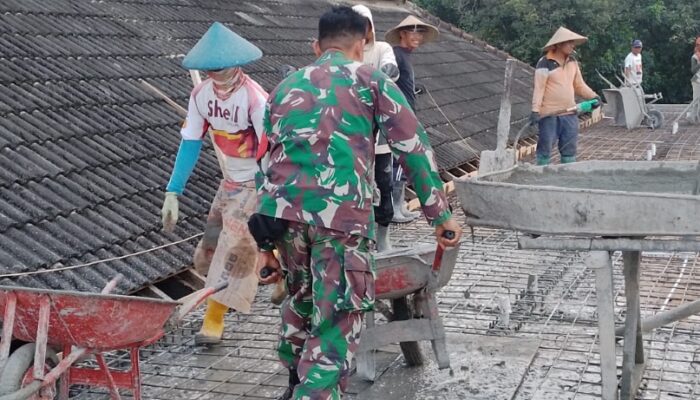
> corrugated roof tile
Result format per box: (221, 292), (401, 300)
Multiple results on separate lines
(0, 0), (534, 294)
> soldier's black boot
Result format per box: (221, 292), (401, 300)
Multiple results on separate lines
(277, 368), (300, 400)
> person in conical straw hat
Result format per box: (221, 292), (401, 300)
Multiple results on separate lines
(160, 22), (272, 345)
(385, 15), (439, 224)
(531, 26), (601, 166)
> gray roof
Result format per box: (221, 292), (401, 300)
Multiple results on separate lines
(0, 0), (534, 293)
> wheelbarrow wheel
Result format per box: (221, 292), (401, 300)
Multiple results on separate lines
(391, 298), (424, 366)
(648, 109), (664, 129)
(0, 343), (59, 399)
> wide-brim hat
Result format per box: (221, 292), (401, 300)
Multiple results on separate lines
(385, 15), (439, 46)
(542, 27), (587, 51)
(182, 22), (262, 70)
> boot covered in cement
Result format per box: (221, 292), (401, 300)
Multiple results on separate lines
(391, 182), (417, 223)
(397, 182), (420, 220)
(194, 298), (227, 345)
(376, 224), (392, 252)
(401, 201), (421, 220)
(560, 155), (576, 164)
(536, 155), (550, 166)
(276, 368), (300, 400)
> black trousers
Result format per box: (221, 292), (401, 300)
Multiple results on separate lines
(374, 153), (394, 227)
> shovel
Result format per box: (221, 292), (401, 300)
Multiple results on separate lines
(479, 59), (517, 175)
(672, 97), (700, 134)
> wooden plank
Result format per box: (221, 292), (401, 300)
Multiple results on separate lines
(454, 167), (469, 176)
(177, 269), (206, 291)
(442, 170), (458, 180)
(145, 285), (173, 301)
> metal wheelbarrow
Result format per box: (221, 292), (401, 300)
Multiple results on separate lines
(355, 241), (460, 381)
(598, 71), (664, 130)
(0, 280), (227, 400)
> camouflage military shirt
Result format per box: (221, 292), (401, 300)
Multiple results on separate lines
(257, 50), (450, 239)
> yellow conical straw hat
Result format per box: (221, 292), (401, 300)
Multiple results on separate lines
(542, 27), (587, 51)
(385, 15), (439, 46)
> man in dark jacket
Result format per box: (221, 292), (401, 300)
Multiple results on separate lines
(386, 15), (439, 223)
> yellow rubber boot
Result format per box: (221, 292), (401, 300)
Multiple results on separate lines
(194, 298), (228, 345)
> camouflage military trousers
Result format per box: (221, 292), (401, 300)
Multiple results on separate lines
(275, 222), (375, 400)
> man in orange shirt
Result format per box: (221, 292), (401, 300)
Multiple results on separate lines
(531, 27), (600, 165)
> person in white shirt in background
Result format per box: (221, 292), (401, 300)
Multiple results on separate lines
(624, 39), (644, 87)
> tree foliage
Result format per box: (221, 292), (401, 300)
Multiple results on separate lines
(417, 0), (700, 103)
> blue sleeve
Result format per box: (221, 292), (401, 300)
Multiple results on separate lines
(166, 139), (203, 194)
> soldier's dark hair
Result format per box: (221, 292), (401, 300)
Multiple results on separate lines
(317, 6), (367, 50)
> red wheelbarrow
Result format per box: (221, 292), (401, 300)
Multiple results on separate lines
(0, 280), (227, 400)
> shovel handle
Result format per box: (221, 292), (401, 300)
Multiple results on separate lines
(432, 231), (455, 273)
(175, 282), (230, 322)
(260, 266), (277, 279)
(212, 280), (229, 294)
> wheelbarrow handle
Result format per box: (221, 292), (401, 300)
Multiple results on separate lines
(432, 230), (455, 273)
(174, 281), (230, 322)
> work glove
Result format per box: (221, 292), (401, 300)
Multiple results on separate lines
(161, 192), (179, 232)
(279, 64), (297, 79)
(592, 96), (602, 109)
(380, 63), (400, 81)
(529, 112), (540, 125)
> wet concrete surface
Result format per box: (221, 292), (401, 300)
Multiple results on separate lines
(347, 334), (539, 400)
(503, 165), (699, 194)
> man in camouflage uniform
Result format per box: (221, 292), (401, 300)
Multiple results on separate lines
(254, 6), (462, 400)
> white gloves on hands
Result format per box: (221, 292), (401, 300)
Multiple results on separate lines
(161, 192), (179, 232)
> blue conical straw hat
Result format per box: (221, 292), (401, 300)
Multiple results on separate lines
(182, 22), (262, 70)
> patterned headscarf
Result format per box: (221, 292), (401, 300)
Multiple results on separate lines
(208, 67), (246, 100)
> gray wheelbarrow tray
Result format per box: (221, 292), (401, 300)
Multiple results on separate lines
(454, 160), (700, 236)
(355, 243), (460, 381)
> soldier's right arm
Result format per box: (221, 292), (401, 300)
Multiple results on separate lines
(373, 73), (451, 228)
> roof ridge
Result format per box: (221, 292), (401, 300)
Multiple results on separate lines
(404, 1), (534, 71)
